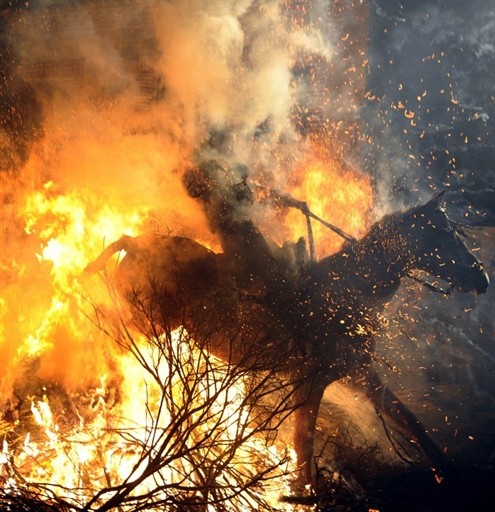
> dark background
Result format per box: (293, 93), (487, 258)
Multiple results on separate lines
(362, 0), (495, 393)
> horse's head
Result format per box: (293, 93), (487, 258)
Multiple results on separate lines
(404, 191), (489, 295)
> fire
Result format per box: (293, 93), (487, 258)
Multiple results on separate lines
(2, 330), (296, 510)
(0, 0), (378, 508)
(5, 179), (147, 372)
(283, 151), (373, 258)
(0, 130), (372, 510)
(0, 140), (372, 509)
(0, 12), (371, 507)
(1, 175), (297, 509)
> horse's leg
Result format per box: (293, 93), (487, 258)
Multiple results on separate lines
(292, 384), (325, 488)
(363, 370), (454, 480)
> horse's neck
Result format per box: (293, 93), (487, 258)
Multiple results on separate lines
(316, 222), (412, 297)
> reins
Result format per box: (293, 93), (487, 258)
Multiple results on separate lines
(307, 202), (466, 296)
(304, 208), (358, 262)
(257, 185), (463, 295)
(404, 272), (455, 296)
(261, 188), (357, 262)
(307, 211), (455, 295)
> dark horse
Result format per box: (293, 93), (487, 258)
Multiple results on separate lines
(85, 191), (489, 488)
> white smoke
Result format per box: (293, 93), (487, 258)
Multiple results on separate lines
(149, 0), (338, 183)
(2, 0), (367, 404)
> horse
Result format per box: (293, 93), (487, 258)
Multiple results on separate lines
(84, 191), (489, 490)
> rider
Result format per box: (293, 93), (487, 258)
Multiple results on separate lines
(182, 158), (288, 300)
(182, 156), (323, 359)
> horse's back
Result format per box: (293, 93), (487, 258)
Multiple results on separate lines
(115, 234), (300, 369)
(115, 234), (223, 332)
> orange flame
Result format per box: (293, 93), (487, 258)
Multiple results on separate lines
(1, 173), (297, 509)
(1, 109), (372, 512)
(283, 152), (373, 258)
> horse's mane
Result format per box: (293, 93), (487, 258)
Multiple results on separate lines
(347, 199), (449, 251)
(313, 202), (434, 282)
(334, 208), (411, 258)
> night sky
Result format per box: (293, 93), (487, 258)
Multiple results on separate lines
(363, 0), (494, 208)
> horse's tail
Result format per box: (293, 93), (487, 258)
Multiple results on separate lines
(83, 235), (135, 276)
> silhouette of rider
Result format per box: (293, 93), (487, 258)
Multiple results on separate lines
(182, 159), (287, 300)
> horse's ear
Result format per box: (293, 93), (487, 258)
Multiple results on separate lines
(424, 190), (447, 211)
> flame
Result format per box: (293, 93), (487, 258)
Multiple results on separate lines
(3, 180), (147, 379)
(1, 330), (296, 510)
(0, 1), (378, 507)
(0, 133), (372, 509)
(283, 151), (373, 258)
(0, 140), (372, 508)
(1, 173), (296, 509)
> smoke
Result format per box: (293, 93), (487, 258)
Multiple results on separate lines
(155, 1), (291, 139)
(1, 0), (370, 223)
(149, 0), (352, 190)
(1, 1), (369, 406)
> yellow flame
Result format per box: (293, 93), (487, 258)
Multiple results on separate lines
(1, 126), (371, 510)
(284, 154), (373, 258)
(2, 329), (296, 510)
